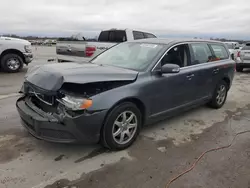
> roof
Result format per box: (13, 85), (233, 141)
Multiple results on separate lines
(130, 38), (224, 45)
(223, 41), (239, 44)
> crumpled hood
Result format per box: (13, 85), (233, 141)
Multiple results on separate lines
(25, 62), (138, 91)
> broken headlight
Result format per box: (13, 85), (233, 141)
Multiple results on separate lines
(57, 95), (92, 111)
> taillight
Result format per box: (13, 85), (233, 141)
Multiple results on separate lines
(85, 46), (96, 57)
(237, 51), (241, 57)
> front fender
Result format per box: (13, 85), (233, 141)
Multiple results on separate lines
(89, 84), (140, 111)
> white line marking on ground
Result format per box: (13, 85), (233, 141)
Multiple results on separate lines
(0, 93), (20, 100)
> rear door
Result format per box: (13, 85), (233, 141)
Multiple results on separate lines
(209, 43), (234, 88)
(240, 44), (250, 63)
(188, 43), (218, 99)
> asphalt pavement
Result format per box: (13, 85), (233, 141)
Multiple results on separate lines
(1, 46), (250, 188)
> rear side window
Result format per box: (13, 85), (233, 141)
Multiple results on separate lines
(210, 44), (229, 60)
(144, 33), (157, 38)
(190, 43), (213, 65)
(133, 31), (145, 40)
(98, 31), (109, 42)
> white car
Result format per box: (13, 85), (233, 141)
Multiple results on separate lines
(236, 43), (250, 72)
(0, 36), (33, 73)
(223, 41), (241, 61)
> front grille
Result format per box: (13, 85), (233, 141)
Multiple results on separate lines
(40, 129), (75, 140)
(23, 82), (58, 113)
(24, 82), (56, 106)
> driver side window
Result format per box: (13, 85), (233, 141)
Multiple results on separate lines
(161, 44), (189, 68)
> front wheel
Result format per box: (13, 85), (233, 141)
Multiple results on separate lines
(101, 102), (142, 150)
(0, 53), (24, 73)
(208, 80), (228, 109)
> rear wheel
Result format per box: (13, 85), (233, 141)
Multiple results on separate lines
(208, 80), (228, 109)
(1, 53), (24, 73)
(101, 102), (142, 150)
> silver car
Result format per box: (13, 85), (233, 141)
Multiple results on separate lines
(236, 43), (250, 72)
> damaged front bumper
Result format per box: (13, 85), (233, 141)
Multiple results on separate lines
(23, 52), (33, 64)
(16, 96), (108, 144)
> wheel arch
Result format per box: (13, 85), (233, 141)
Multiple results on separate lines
(222, 76), (231, 90)
(0, 49), (25, 63)
(104, 97), (147, 126)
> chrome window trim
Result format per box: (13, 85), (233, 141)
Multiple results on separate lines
(151, 41), (231, 72)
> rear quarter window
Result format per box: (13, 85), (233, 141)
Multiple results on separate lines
(210, 44), (229, 60)
(133, 31), (145, 40)
(143, 33), (157, 38)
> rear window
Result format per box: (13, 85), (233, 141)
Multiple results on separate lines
(242, 44), (250, 50)
(98, 31), (109, 42)
(109, 31), (127, 42)
(210, 44), (229, 60)
(133, 31), (145, 40)
(98, 30), (126, 42)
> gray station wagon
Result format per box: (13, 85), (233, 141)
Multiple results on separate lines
(16, 38), (235, 150)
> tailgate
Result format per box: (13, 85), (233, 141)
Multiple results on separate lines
(56, 41), (87, 57)
(240, 50), (250, 63)
(93, 42), (117, 56)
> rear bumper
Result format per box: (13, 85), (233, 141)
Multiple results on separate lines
(236, 63), (250, 68)
(23, 52), (33, 64)
(16, 97), (108, 144)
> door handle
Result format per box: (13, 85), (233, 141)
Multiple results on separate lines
(186, 74), (194, 80)
(213, 68), (219, 74)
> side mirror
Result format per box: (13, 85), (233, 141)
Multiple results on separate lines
(161, 64), (180, 74)
(234, 47), (240, 50)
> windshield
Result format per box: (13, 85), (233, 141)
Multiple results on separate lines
(91, 42), (164, 71)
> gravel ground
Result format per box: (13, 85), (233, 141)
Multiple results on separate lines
(1, 46), (250, 188)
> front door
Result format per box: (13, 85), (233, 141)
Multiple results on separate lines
(149, 44), (198, 117)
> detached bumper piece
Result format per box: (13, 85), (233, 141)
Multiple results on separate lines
(16, 97), (107, 144)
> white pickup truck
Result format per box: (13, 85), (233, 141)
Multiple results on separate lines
(0, 36), (33, 73)
(56, 28), (157, 62)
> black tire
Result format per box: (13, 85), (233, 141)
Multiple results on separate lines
(236, 66), (243, 72)
(0, 53), (24, 73)
(101, 102), (142, 150)
(208, 80), (228, 109)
